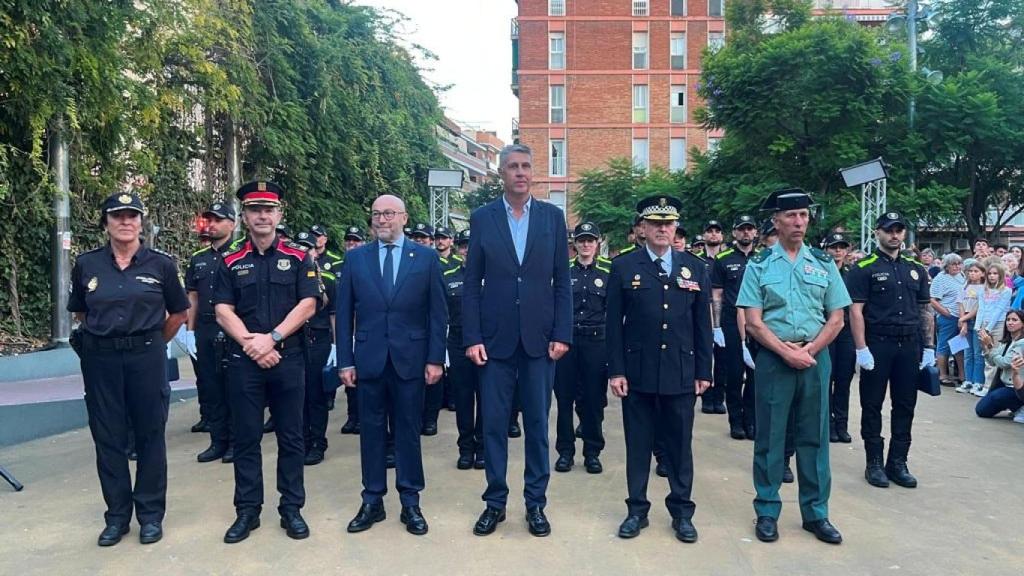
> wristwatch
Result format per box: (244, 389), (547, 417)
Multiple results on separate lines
(271, 330), (283, 343)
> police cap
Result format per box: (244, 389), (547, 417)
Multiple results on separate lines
(704, 219), (723, 232)
(824, 232), (851, 248)
(294, 231), (316, 249)
(236, 181), (284, 207)
(310, 224), (328, 237)
(410, 223), (434, 237)
(733, 215), (756, 230)
(635, 195), (682, 222)
(343, 225), (364, 241)
(456, 229), (471, 244)
(876, 211), (909, 230)
(275, 223), (294, 238)
(101, 192), (146, 216)
(203, 201), (235, 221)
(434, 226), (454, 239)
(759, 187), (815, 213)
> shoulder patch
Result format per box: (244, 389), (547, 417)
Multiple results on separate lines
(901, 255), (924, 267)
(715, 248), (734, 260)
(223, 240), (253, 268)
(809, 247), (831, 263)
(857, 253), (879, 268)
(320, 271), (336, 281)
(443, 267), (460, 276)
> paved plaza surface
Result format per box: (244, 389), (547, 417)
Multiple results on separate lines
(1, 378), (1021, 576)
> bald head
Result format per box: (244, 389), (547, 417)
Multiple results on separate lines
(371, 194), (408, 243)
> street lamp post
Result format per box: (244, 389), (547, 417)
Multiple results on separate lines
(427, 169), (465, 230)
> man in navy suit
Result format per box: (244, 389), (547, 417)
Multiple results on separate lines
(463, 143), (573, 537)
(335, 194), (447, 536)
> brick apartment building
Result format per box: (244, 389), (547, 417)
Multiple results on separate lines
(511, 0), (726, 219)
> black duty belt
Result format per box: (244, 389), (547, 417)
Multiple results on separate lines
(83, 330), (161, 351)
(275, 334), (304, 350)
(198, 312), (218, 322)
(574, 324), (605, 339)
(867, 325), (919, 338)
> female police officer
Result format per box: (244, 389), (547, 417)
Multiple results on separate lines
(68, 192), (189, 546)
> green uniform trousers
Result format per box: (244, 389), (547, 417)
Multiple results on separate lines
(752, 347), (831, 522)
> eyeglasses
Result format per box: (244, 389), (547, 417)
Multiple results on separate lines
(371, 210), (405, 221)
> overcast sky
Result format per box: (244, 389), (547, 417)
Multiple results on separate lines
(355, 0), (518, 143)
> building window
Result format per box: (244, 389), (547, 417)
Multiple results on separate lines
(672, 0), (686, 16)
(707, 136), (721, 155)
(670, 138), (687, 172)
(633, 85), (649, 123)
(632, 32), (648, 70)
(550, 85), (565, 124)
(550, 139), (566, 176)
(709, 0), (723, 17)
(549, 190), (567, 216)
(670, 85), (686, 123)
(632, 138), (650, 172)
(708, 31), (725, 52)
(549, 0), (565, 16)
(549, 33), (565, 70)
(670, 32), (686, 70)
(633, 0), (649, 17)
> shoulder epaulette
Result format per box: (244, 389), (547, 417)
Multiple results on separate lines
(320, 271), (336, 281)
(751, 249), (771, 264)
(569, 256), (577, 268)
(809, 247), (832, 263)
(597, 255), (612, 263)
(596, 263), (611, 273)
(191, 246), (211, 257)
(277, 239), (308, 259)
(615, 245), (637, 258)
(150, 247), (176, 260)
(715, 248), (734, 260)
(228, 237), (245, 250)
(901, 255), (924, 266)
(443, 267), (460, 276)
(857, 253), (879, 268)
(223, 240), (252, 267)
(326, 249), (343, 260)
(82, 246), (105, 256)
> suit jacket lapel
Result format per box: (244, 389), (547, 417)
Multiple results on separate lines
(364, 240), (386, 300)
(522, 199), (540, 264)
(490, 200), (520, 266)
(389, 244), (416, 303)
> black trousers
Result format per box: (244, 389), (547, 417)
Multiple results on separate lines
(828, 334), (856, 432)
(704, 344), (727, 407)
(722, 319), (756, 430)
(196, 320), (231, 446)
(359, 359), (425, 507)
(860, 333), (920, 447)
(423, 367), (443, 426)
(80, 334), (169, 526)
(303, 328), (332, 451)
(623, 391), (696, 520)
(448, 343), (482, 457)
(228, 348), (306, 516)
(344, 386), (359, 423)
(554, 332), (607, 458)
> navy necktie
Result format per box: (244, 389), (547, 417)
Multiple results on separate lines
(383, 244), (396, 297)
(655, 257), (667, 277)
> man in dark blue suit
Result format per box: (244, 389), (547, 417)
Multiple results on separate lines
(335, 194), (447, 536)
(463, 143), (573, 537)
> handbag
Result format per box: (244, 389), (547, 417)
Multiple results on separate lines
(917, 365), (941, 397)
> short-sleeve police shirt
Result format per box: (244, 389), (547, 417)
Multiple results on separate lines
(711, 246), (754, 311)
(845, 249), (930, 329)
(213, 237), (321, 334)
(185, 242), (232, 318)
(68, 243), (190, 337)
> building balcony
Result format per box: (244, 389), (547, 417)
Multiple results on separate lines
(510, 17), (519, 40)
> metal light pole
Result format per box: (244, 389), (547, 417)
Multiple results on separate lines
(841, 158), (889, 253)
(225, 118), (242, 240)
(427, 169), (464, 230)
(49, 117), (71, 347)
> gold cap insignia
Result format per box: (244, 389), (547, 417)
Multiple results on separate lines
(118, 194), (132, 204)
(659, 197), (667, 207)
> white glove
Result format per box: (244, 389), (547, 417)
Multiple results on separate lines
(325, 344), (337, 368)
(713, 327), (726, 348)
(742, 343), (756, 369)
(920, 347), (936, 369)
(185, 330), (197, 359)
(856, 347), (875, 371)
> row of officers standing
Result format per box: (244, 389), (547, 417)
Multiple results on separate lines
(68, 172), (934, 549)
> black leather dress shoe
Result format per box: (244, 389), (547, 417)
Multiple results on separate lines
(525, 507), (551, 537)
(197, 444), (228, 463)
(783, 459), (795, 484)
(508, 422), (522, 438)
(303, 448), (324, 466)
(400, 506), (429, 535)
(473, 506), (505, 536)
(744, 425), (756, 440)
(347, 503), (385, 533)
(221, 446), (235, 464)
(672, 518), (698, 543)
(280, 512), (309, 540)
(617, 515), (649, 539)
(755, 516), (778, 542)
(385, 452), (396, 469)
(714, 403), (727, 414)
(421, 421), (438, 436)
(473, 455), (485, 470)
(127, 450), (137, 462)
(584, 456), (603, 474)
(340, 419), (359, 434)
(554, 454), (573, 473)
(574, 424), (583, 439)
(97, 524), (129, 547)
(730, 426), (746, 440)
(191, 419), (208, 433)
(655, 461), (668, 478)
(802, 519), (842, 544)
(836, 429), (852, 443)
(139, 522), (162, 544)
(224, 513), (260, 544)
(327, 396), (335, 411)
(829, 426), (840, 443)
(263, 418), (274, 433)
(457, 454), (474, 470)
(700, 404), (715, 414)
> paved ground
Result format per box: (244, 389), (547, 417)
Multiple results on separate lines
(1, 379), (1021, 576)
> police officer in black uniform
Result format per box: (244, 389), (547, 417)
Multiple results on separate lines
(435, 225), (462, 273)
(214, 181), (320, 543)
(186, 202), (237, 463)
(294, 231), (336, 465)
(343, 225), (366, 252)
(823, 232), (855, 443)
(554, 222), (611, 474)
(712, 214), (759, 440)
(847, 212), (934, 489)
(69, 192), (190, 547)
(445, 229), (485, 470)
(607, 195), (713, 543)
(338, 225), (365, 433)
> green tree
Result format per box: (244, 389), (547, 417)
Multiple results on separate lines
(463, 177), (503, 212)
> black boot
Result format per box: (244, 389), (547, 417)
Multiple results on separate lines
(864, 441), (890, 488)
(829, 421), (839, 443)
(835, 420), (852, 443)
(885, 440), (918, 488)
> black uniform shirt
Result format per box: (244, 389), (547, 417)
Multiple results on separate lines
(213, 236), (320, 334)
(310, 250), (343, 331)
(185, 241), (232, 318)
(571, 256), (611, 327)
(845, 249), (930, 331)
(711, 245), (754, 312)
(68, 243), (189, 337)
(444, 264), (466, 348)
(440, 253), (463, 275)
